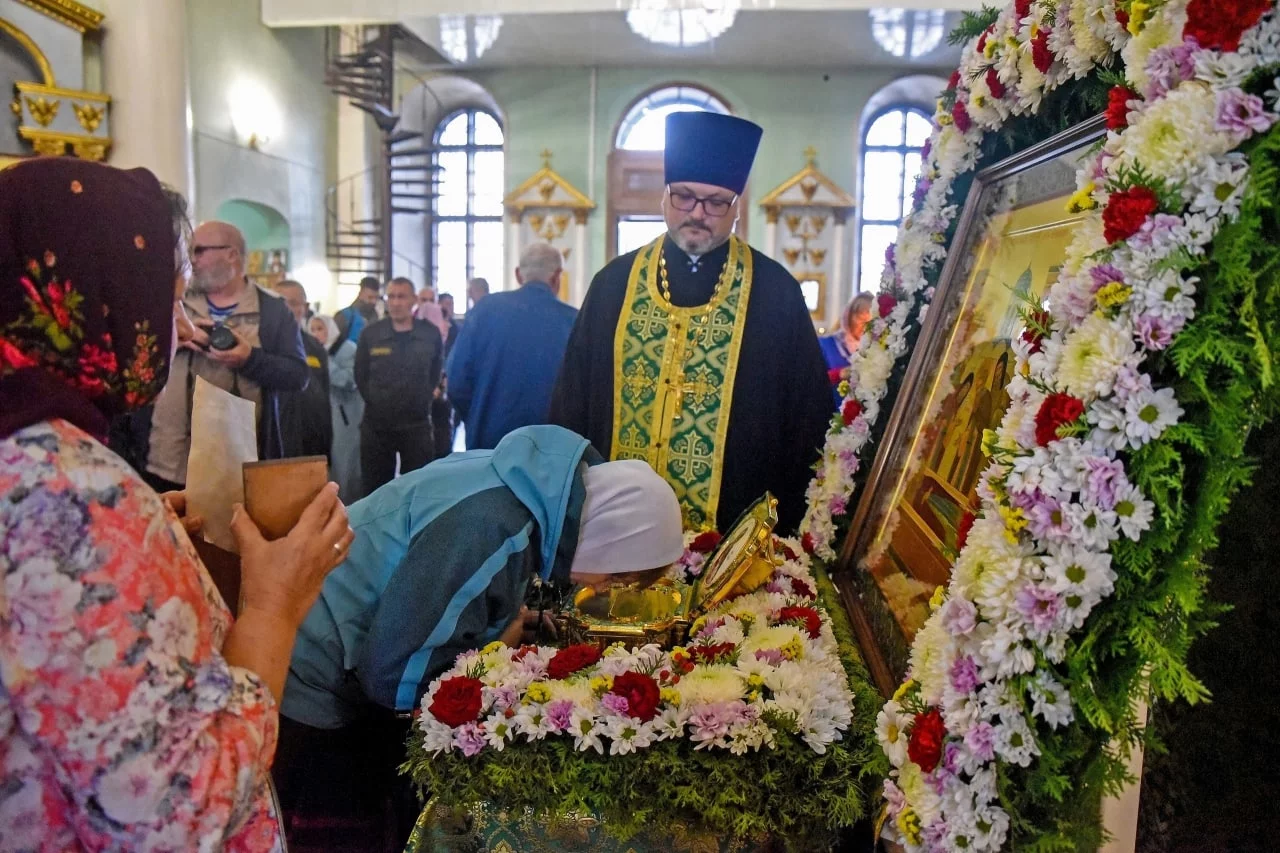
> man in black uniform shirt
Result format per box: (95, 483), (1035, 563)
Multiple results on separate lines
(548, 111), (831, 533)
(355, 277), (443, 495)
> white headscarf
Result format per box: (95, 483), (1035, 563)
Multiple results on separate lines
(310, 313), (341, 348)
(569, 460), (684, 576)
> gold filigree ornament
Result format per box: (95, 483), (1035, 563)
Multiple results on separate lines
(25, 96), (59, 127)
(537, 177), (556, 202)
(9, 99), (21, 117)
(784, 213), (803, 235)
(528, 213), (545, 233)
(799, 176), (819, 202)
(73, 102), (104, 133)
(810, 248), (828, 266)
(810, 214), (828, 234)
(782, 247), (801, 267)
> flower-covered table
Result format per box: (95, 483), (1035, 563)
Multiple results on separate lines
(400, 539), (885, 852)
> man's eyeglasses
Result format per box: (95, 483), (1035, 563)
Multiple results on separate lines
(667, 187), (736, 218)
(191, 244), (233, 257)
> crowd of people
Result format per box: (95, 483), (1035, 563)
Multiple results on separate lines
(0, 109), (875, 852)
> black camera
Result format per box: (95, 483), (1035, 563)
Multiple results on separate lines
(207, 322), (238, 352)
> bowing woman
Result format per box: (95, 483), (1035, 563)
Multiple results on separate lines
(0, 158), (353, 850)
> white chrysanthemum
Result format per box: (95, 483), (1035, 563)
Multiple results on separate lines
(907, 614), (954, 705)
(993, 710), (1039, 767)
(1041, 544), (1116, 623)
(1065, 502), (1121, 550)
(1117, 82), (1236, 185)
(1057, 313), (1138, 399)
(483, 712), (516, 752)
(1113, 481), (1156, 540)
(1067, 0), (1112, 68)
(1131, 269), (1197, 324)
(569, 709), (605, 754)
(977, 620), (1036, 679)
(875, 699), (911, 767)
(675, 666), (746, 706)
(420, 717), (456, 755)
(547, 679), (596, 708)
(1120, 1), (1189, 93)
(604, 716), (656, 755)
(1194, 51), (1255, 91)
(1029, 670), (1074, 729)
(512, 704), (553, 742)
(1061, 213), (1107, 278)
(1122, 384), (1183, 447)
(898, 759), (945, 827)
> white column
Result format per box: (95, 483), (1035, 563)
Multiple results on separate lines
(830, 216), (848, 330)
(765, 213), (778, 258)
(101, 0), (194, 201)
(508, 216), (523, 292)
(1100, 699), (1147, 853)
(573, 213), (589, 307)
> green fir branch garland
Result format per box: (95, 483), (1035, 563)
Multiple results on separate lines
(401, 569), (884, 850)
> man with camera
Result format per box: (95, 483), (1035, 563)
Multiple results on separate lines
(146, 221), (309, 491)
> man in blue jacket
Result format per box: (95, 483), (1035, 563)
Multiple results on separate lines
(446, 242), (578, 450)
(273, 425), (683, 846)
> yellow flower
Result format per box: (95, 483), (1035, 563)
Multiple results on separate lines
(480, 641), (505, 656)
(983, 37), (998, 58)
(1067, 182), (1098, 212)
(998, 504), (1027, 544)
(896, 808), (923, 846)
(747, 690), (762, 702)
(929, 586), (947, 612)
(526, 682), (551, 704)
(981, 428), (1000, 458)
(1095, 281), (1133, 310)
(781, 636), (805, 661)
(1127, 2), (1150, 36)
(660, 687), (682, 705)
(746, 673), (765, 690)
(837, 380), (851, 397)
(973, 94), (987, 108)
(892, 679), (917, 702)
(1029, 23), (1041, 39)
(589, 676), (612, 695)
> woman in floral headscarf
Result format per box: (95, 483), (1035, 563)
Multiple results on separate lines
(0, 158), (354, 850)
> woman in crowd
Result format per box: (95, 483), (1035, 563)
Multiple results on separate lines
(273, 424), (683, 850)
(310, 313), (363, 502)
(0, 158), (353, 850)
(819, 292), (874, 407)
(416, 300), (456, 459)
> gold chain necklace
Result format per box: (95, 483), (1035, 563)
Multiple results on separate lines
(657, 238), (736, 349)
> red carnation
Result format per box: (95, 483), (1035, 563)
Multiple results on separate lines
(985, 67), (1006, 100)
(1020, 309), (1051, 354)
(801, 532), (816, 555)
(877, 292), (898, 319)
(689, 530), (723, 554)
(512, 645), (539, 662)
(1031, 29), (1053, 73)
(689, 642), (737, 664)
(1184, 0), (1271, 51)
(947, 69), (961, 90)
(827, 366), (846, 386)
(976, 29), (989, 54)
(778, 541), (799, 562)
(1105, 86), (1138, 130)
(1014, 0), (1031, 20)
(1034, 393), (1086, 446)
(1103, 186), (1159, 244)
(951, 99), (972, 133)
(907, 708), (947, 772)
(779, 605), (822, 639)
(790, 577), (816, 600)
(841, 398), (864, 425)
(1114, 9), (1129, 28)
(547, 643), (602, 680)
(609, 671), (661, 722)
(0, 337), (35, 370)
(428, 675), (484, 727)
(956, 511), (977, 552)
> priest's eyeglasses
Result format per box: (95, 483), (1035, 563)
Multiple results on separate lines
(666, 187), (736, 218)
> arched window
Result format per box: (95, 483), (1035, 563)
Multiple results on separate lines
(609, 84), (733, 257)
(432, 109), (504, 307)
(858, 106), (932, 292)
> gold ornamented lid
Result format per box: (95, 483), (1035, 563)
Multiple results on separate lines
(689, 493), (779, 617)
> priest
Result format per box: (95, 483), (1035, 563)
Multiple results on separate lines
(549, 111), (831, 533)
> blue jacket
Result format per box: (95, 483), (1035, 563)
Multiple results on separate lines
(282, 424), (599, 729)
(446, 281), (577, 450)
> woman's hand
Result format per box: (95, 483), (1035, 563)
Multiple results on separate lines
(230, 482), (354, 630)
(159, 490), (203, 537)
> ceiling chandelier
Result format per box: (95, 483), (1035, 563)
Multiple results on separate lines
(869, 8), (946, 59)
(625, 1), (742, 48)
(439, 14), (504, 63)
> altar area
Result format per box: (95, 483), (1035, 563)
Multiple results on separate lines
(396, 1), (1280, 850)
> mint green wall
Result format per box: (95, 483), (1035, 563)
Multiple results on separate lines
(215, 199), (291, 253)
(462, 66), (946, 279)
(187, 0), (336, 283)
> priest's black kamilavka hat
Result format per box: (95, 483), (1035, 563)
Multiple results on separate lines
(664, 111), (763, 195)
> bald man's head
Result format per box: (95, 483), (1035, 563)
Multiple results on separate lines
(190, 220), (247, 297)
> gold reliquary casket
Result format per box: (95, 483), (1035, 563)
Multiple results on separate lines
(557, 495), (780, 650)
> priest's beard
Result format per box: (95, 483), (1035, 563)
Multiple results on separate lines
(189, 259), (236, 296)
(669, 218), (730, 257)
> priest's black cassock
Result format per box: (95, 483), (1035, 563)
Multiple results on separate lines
(548, 236), (832, 533)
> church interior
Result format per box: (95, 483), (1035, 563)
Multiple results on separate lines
(2, 1), (1279, 852)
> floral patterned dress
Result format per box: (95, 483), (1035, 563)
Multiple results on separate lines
(0, 419), (283, 852)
